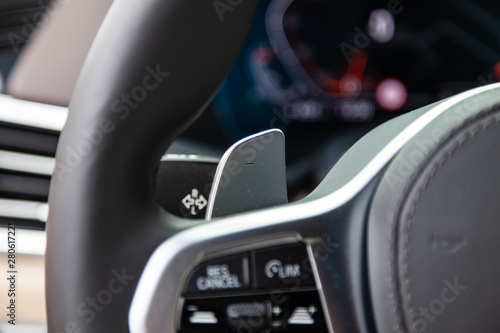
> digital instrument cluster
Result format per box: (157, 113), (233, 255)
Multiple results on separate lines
(213, 0), (500, 140)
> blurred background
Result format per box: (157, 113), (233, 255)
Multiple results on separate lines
(1, 0), (500, 330)
(2, 0), (500, 205)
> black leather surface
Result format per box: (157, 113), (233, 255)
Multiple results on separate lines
(304, 101), (443, 201)
(46, 0), (258, 332)
(208, 130), (288, 219)
(369, 90), (500, 333)
(44, 0), (500, 331)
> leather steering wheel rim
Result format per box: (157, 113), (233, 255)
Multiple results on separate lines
(46, 0), (259, 331)
(46, 0), (500, 332)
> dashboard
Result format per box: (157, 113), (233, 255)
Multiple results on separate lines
(184, 0), (500, 193)
(0, 0), (499, 205)
(0, 0), (499, 331)
(212, 0), (500, 136)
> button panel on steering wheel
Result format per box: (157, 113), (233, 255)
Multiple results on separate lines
(179, 243), (328, 332)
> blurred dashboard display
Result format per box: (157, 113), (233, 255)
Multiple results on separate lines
(214, 0), (500, 139)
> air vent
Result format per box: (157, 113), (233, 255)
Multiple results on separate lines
(0, 0), (53, 55)
(0, 94), (66, 229)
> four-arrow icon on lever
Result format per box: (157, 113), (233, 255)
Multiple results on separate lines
(182, 188), (207, 216)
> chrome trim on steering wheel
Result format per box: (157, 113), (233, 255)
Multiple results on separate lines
(129, 83), (500, 333)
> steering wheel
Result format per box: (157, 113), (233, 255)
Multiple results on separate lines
(46, 1), (500, 332)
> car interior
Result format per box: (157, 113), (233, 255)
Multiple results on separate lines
(0, 0), (500, 332)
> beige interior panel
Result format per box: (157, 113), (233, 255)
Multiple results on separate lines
(8, 0), (114, 106)
(0, 254), (46, 325)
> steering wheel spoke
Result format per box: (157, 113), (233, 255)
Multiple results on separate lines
(45, 0), (500, 331)
(130, 172), (378, 333)
(46, 0), (260, 331)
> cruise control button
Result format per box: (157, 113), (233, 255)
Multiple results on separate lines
(253, 244), (315, 290)
(227, 301), (272, 331)
(180, 300), (224, 332)
(179, 291), (328, 333)
(184, 254), (250, 294)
